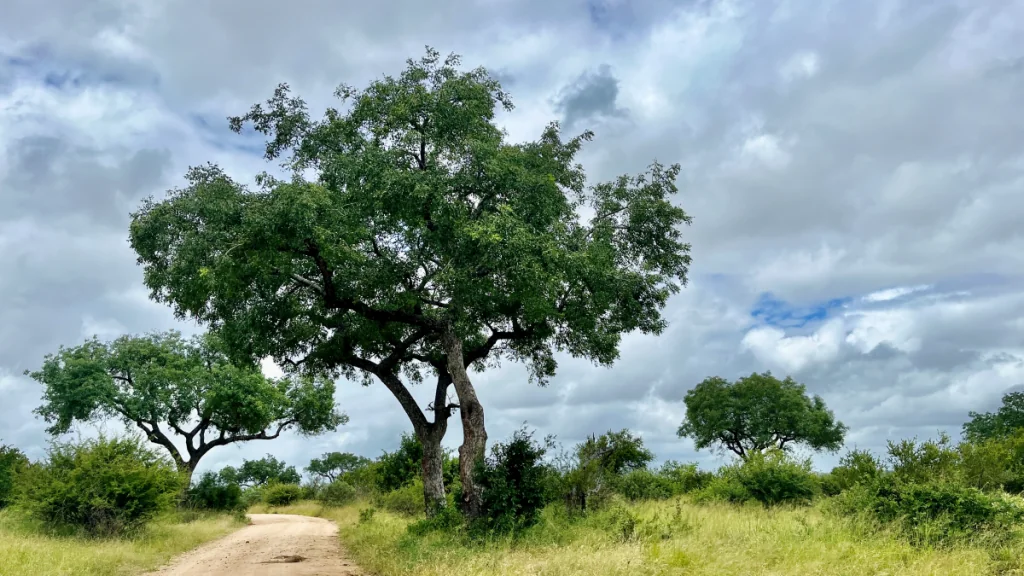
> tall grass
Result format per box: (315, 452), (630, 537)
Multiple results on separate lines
(0, 508), (245, 576)
(270, 497), (1021, 576)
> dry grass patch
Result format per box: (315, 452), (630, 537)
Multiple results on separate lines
(0, 508), (245, 576)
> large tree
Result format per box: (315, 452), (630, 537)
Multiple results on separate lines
(220, 454), (301, 487)
(678, 372), (846, 460)
(128, 48), (692, 516)
(27, 331), (344, 486)
(963, 391), (1024, 442)
(306, 451), (372, 483)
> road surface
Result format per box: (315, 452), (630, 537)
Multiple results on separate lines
(143, 513), (362, 575)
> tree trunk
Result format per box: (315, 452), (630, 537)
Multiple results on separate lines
(441, 329), (487, 519)
(418, 425), (447, 516)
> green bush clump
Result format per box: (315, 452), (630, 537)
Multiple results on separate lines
(617, 469), (674, 501)
(659, 461), (713, 494)
(474, 427), (552, 533)
(187, 471), (244, 511)
(262, 483), (302, 507)
(692, 475), (752, 504)
(834, 476), (1024, 546)
(374, 479), (426, 516)
(319, 480), (357, 507)
(0, 443), (29, 508)
(693, 452), (817, 507)
(822, 448), (884, 496)
(18, 436), (181, 536)
(729, 451), (818, 506)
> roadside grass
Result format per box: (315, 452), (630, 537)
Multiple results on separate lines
(266, 497), (1023, 576)
(0, 508), (246, 576)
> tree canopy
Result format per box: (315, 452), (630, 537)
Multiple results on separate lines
(306, 451), (372, 482)
(27, 331), (345, 481)
(219, 455), (301, 487)
(127, 47), (692, 514)
(577, 429), (654, 475)
(963, 391), (1024, 442)
(677, 372), (846, 459)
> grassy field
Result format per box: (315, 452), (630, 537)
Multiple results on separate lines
(0, 509), (246, 576)
(267, 497), (1022, 576)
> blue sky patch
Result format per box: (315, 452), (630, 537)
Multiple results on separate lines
(750, 292), (851, 328)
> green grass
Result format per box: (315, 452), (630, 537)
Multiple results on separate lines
(0, 508), (246, 576)
(269, 497), (1024, 576)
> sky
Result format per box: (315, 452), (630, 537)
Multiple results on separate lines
(1, 0), (1023, 476)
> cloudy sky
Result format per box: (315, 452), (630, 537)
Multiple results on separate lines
(2, 0), (1023, 475)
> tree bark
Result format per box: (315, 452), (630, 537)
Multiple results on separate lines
(441, 328), (487, 519)
(418, 425), (447, 515)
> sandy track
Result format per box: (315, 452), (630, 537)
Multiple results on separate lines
(143, 513), (362, 575)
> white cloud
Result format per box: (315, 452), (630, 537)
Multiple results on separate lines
(862, 284), (932, 303)
(741, 318), (845, 373)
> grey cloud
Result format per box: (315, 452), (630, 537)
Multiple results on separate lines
(554, 64), (629, 129)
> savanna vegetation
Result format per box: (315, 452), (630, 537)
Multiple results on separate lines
(4, 46), (1023, 576)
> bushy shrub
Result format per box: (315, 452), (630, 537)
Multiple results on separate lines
(659, 461), (713, 494)
(887, 434), (960, 485)
(319, 480), (357, 507)
(241, 486), (266, 507)
(823, 448), (884, 496)
(834, 476), (1024, 546)
(474, 427), (552, 533)
(18, 436), (181, 536)
(0, 443), (29, 508)
(374, 479), (426, 516)
(376, 433), (423, 493)
(340, 462), (382, 496)
(692, 474), (752, 504)
(187, 471), (244, 511)
(729, 451), (818, 507)
(617, 469), (674, 501)
(958, 435), (1024, 492)
(262, 483), (302, 507)
(693, 452), (816, 507)
(577, 429), (654, 476)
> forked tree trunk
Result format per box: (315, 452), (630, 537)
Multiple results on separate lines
(418, 425), (447, 515)
(441, 329), (487, 519)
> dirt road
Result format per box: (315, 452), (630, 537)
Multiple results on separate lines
(144, 514), (362, 575)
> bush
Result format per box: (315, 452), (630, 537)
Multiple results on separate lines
(319, 480), (357, 507)
(376, 433), (423, 493)
(187, 471), (244, 511)
(692, 474), (752, 504)
(0, 443), (29, 508)
(834, 476), (1024, 546)
(18, 436), (181, 536)
(958, 435), (1024, 492)
(262, 483), (302, 507)
(577, 429), (654, 476)
(617, 469), (674, 501)
(694, 452), (817, 507)
(374, 479), (426, 516)
(823, 448), (884, 495)
(729, 451), (818, 507)
(659, 461), (713, 494)
(474, 427), (552, 533)
(340, 462), (382, 496)
(887, 434), (959, 485)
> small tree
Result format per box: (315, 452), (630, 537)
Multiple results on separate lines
(219, 455), (301, 488)
(678, 372), (846, 460)
(0, 443), (29, 508)
(577, 429), (654, 476)
(963, 391), (1024, 442)
(376, 433), (425, 492)
(307, 452), (371, 483)
(27, 331), (345, 486)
